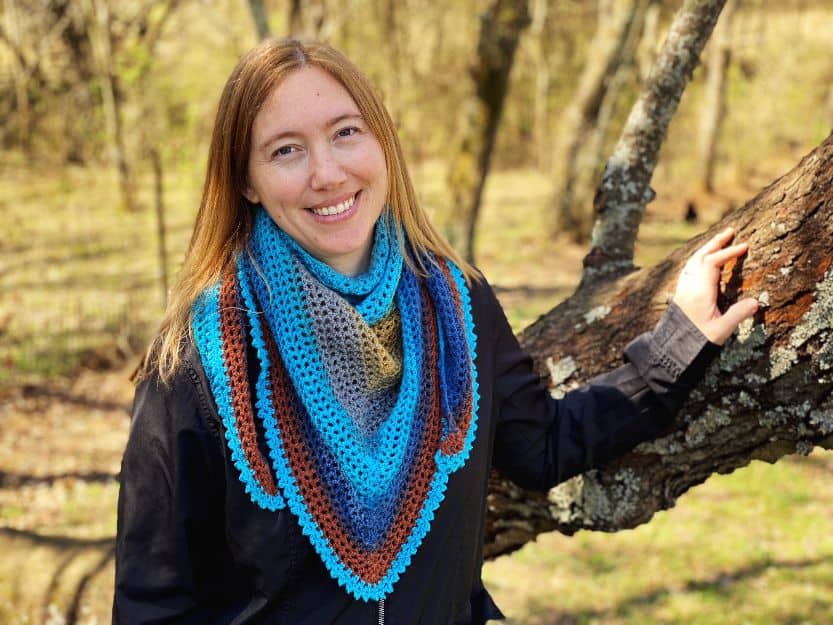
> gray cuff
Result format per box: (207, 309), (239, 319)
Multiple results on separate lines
(623, 302), (721, 411)
(647, 301), (718, 379)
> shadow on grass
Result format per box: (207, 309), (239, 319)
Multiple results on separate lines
(531, 556), (832, 625)
(19, 383), (129, 413)
(0, 527), (114, 549)
(8, 271), (157, 292)
(784, 450), (833, 474)
(1, 527), (116, 625)
(0, 469), (119, 489)
(492, 284), (569, 299)
(65, 544), (115, 625)
(0, 243), (130, 280)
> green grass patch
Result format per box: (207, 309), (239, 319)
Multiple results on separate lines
(484, 453), (833, 624)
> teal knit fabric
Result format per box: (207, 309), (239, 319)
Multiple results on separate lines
(192, 206), (479, 601)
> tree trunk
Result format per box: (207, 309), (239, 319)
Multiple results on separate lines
(635, 0), (662, 83)
(150, 148), (169, 307)
(110, 86), (137, 212)
(827, 83), (833, 129)
(287, 0), (329, 39)
(575, 0), (652, 243)
(484, 132), (833, 558)
(445, 0), (531, 263)
(3, 0), (32, 154)
(584, 0), (728, 284)
(528, 0), (550, 171)
(247, 0), (271, 40)
(85, 0), (138, 212)
(698, 0), (736, 193)
(288, 0), (302, 37)
(550, 0), (650, 243)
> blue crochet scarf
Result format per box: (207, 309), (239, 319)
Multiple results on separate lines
(192, 206), (479, 601)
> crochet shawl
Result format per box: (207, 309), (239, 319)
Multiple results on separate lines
(192, 207), (479, 601)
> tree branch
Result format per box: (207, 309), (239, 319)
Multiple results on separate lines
(484, 133), (833, 558)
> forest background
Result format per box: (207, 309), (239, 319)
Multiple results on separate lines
(1, 0), (832, 623)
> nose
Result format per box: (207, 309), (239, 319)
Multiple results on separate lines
(309, 147), (347, 190)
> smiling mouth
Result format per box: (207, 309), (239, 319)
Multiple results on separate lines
(308, 192), (358, 216)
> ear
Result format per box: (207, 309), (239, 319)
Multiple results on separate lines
(242, 183), (260, 205)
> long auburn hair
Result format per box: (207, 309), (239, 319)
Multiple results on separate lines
(140, 38), (477, 384)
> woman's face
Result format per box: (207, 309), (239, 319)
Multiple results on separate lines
(244, 66), (388, 276)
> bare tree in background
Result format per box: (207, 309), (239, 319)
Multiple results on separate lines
(635, 0), (662, 82)
(445, 0), (531, 263)
(549, 0), (652, 243)
(381, 0), (404, 126)
(583, 0), (728, 284)
(2, 0), (33, 154)
(150, 148), (169, 306)
(81, 0), (138, 211)
(0, 0), (90, 158)
(527, 0), (551, 171)
(0, 0), (181, 210)
(698, 0), (738, 193)
(289, 0), (302, 36)
(248, 0), (272, 39)
(289, 0), (330, 39)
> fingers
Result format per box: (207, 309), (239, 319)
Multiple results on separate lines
(711, 298), (760, 345)
(696, 227), (736, 258)
(704, 242), (749, 268)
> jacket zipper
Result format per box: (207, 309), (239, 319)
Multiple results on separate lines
(377, 598), (385, 625)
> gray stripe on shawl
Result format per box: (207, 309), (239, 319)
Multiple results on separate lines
(299, 265), (401, 436)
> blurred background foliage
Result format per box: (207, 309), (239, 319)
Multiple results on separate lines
(1, 1), (833, 624)
(1, 0), (832, 386)
(2, 0), (833, 388)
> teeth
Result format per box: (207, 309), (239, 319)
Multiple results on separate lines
(311, 194), (355, 216)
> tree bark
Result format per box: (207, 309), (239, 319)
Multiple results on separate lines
(698, 0), (736, 193)
(484, 132), (833, 558)
(445, 0), (531, 263)
(584, 0), (728, 284)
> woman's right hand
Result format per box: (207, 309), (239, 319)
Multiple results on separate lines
(672, 227), (759, 346)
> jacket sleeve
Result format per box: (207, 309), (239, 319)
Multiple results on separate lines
(113, 364), (230, 625)
(491, 290), (719, 492)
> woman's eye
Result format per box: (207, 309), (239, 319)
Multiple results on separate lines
(336, 126), (359, 138)
(274, 145), (295, 157)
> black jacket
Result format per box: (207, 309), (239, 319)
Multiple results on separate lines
(114, 278), (716, 625)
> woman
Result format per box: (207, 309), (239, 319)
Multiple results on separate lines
(114, 39), (757, 624)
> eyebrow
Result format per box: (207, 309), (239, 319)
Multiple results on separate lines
(257, 113), (364, 152)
